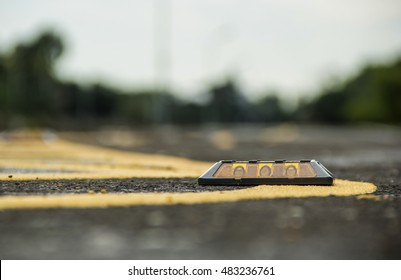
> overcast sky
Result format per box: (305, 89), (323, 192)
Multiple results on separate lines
(1, 0), (401, 101)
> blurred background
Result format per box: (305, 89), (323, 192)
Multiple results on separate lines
(1, 0), (401, 129)
(1, 0), (401, 260)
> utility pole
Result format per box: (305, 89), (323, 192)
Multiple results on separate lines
(153, 0), (172, 123)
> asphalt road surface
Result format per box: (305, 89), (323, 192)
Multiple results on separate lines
(1, 125), (401, 259)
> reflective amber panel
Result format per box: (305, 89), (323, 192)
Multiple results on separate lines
(213, 163), (233, 177)
(258, 164), (272, 177)
(246, 164), (258, 177)
(273, 163), (285, 177)
(213, 162), (316, 178)
(299, 163), (317, 177)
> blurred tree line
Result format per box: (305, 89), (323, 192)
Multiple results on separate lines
(0, 31), (400, 128)
(297, 59), (401, 124)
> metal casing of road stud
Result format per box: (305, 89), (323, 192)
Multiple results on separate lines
(198, 159), (334, 186)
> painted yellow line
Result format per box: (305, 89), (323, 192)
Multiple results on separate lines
(0, 179), (376, 210)
(0, 131), (211, 180)
(0, 131), (378, 209)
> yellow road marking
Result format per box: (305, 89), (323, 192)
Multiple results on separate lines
(0, 131), (378, 209)
(0, 131), (210, 180)
(0, 179), (376, 210)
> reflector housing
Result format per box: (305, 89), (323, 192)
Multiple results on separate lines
(198, 159), (334, 186)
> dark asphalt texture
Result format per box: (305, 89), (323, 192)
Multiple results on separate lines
(1, 125), (401, 259)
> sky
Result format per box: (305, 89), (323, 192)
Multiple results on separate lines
(1, 0), (401, 101)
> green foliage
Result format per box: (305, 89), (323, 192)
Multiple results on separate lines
(0, 30), (289, 127)
(1, 31), (63, 125)
(304, 59), (401, 124)
(1, 30), (400, 127)
(253, 95), (288, 123)
(345, 60), (401, 122)
(116, 92), (173, 124)
(204, 80), (250, 122)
